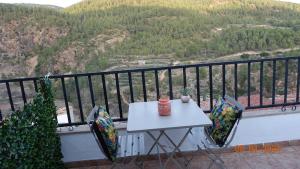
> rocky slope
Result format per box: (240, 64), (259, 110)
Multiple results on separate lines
(1, 0), (300, 79)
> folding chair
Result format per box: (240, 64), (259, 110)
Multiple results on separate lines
(87, 106), (145, 169)
(189, 95), (244, 169)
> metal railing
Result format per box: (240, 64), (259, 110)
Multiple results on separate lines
(0, 56), (300, 127)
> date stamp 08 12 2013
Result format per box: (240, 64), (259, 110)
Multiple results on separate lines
(234, 144), (281, 153)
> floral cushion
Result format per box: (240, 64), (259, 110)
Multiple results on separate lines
(205, 97), (242, 147)
(92, 107), (118, 161)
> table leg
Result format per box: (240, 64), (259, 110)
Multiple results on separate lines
(156, 143), (163, 169)
(146, 131), (169, 169)
(146, 131), (169, 155)
(162, 130), (191, 164)
(146, 128), (193, 169)
(163, 128), (192, 169)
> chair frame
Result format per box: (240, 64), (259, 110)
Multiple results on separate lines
(86, 106), (144, 169)
(191, 95), (244, 169)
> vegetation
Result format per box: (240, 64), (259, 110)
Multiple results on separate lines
(1, 0), (300, 120)
(1, 0), (300, 76)
(0, 78), (64, 169)
(180, 87), (192, 96)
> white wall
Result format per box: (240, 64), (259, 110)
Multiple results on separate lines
(60, 111), (300, 163)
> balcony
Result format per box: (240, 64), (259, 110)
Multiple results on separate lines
(71, 144), (300, 169)
(1, 56), (300, 168)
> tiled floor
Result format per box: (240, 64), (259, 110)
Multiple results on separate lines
(69, 145), (300, 169)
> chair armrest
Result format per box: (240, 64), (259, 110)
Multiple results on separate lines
(204, 127), (218, 146)
(86, 106), (99, 124)
(224, 118), (240, 147)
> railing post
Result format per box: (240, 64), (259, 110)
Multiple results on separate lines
(260, 61), (264, 106)
(284, 59), (289, 104)
(61, 77), (71, 125)
(272, 60), (277, 105)
(141, 71), (147, 102)
(33, 79), (38, 92)
(247, 62), (251, 107)
(196, 66), (200, 106)
(209, 65), (213, 110)
(75, 76), (84, 123)
(183, 67), (187, 88)
(0, 109), (2, 122)
(168, 68), (173, 99)
(234, 63), (238, 100)
(88, 75), (95, 107)
(128, 72), (134, 103)
(101, 74), (110, 114)
(222, 64), (226, 98)
(20, 80), (27, 104)
(115, 73), (123, 119)
(155, 70), (160, 100)
(6, 82), (14, 111)
(297, 58), (300, 103)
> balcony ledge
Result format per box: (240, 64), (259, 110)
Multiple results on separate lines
(59, 107), (300, 163)
(57, 108), (298, 135)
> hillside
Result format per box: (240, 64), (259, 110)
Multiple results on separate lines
(1, 0), (300, 78)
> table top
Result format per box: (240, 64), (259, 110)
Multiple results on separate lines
(127, 99), (212, 133)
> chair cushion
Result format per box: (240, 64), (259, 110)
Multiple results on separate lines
(205, 97), (242, 147)
(92, 107), (118, 161)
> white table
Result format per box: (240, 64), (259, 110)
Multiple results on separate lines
(127, 99), (212, 169)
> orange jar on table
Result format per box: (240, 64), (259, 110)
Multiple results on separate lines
(158, 98), (171, 116)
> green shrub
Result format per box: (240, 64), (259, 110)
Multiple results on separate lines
(0, 78), (64, 169)
(260, 52), (270, 57)
(240, 54), (250, 59)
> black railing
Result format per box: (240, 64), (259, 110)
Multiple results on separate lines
(0, 56), (300, 127)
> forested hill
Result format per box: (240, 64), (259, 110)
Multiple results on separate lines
(1, 0), (300, 78)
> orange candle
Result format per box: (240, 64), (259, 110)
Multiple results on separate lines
(158, 98), (171, 116)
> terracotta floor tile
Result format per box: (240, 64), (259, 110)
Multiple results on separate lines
(279, 146), (296, 153)
(71, 166), (101, 169)
(67, 145), (300, 169)
(271, 152), (300, 169)
(189, 160), (219, 169)
(291, 145), (300, 151)
(223, 157), (252, 169)
(243, 154), (285, 169)
(238, 151), (266, 158)
(220, 152), (240, 159)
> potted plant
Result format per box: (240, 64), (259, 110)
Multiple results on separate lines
(180, 87), (191, 103)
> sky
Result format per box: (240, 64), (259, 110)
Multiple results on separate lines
(0, 0), (300, 8)
(0, 0), (83, 8)
(280, 0), (300, 3)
